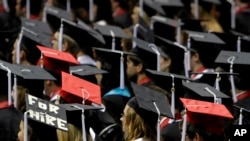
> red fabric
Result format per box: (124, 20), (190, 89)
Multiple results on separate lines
(0, 101), (13, 109)
(160, 113), (182, 129)
(30, 15), (39, 20)
(237, 90), (250, 101)
(61, 72), (102, 105)
(113, 8), (127, 17)
(191, 66), (206, 79)
(236, 5), (250, 14)
(138, 76), (152, 85)
(0, 6), (5, 12)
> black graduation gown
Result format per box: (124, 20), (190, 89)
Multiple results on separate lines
(161, 121), (181, 141)
(235, 9), (250, 35)
(0, 103), (22, 141)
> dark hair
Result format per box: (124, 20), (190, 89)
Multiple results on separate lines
(186, 123), (225, 141)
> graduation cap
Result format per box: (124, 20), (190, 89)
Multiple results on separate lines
(233, 99), (250, 125)
(146, 69), (191, 118)
(186, 30), (225, 68)
(228, 30), (250, 52)
(150, 16), (183, 43)
(131, 38), (167, 71)
(94, 47), (134, 89)
(180, 98), (233, 141)
(154, 0), (184, 18)
(15, 27), (52, 65)
(59, 103), (103, 141)
(0, 60), (56, 106)
(61, 71), (102, 105)
(133, 16), (155, 46)
(182, 81), (230, 104)
(94, 24), (130, 50)
(215, 50), (250, 102)
(129, 82), (173, 141)
(154, 35), (185, 74)
(70, 65), (108, 84)
(137, 0), (165, 18)
(57, 19), (105, 57)
(45, 6), (74, 32)
(21, 18), (53, 35)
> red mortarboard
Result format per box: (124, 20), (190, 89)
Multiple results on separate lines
(180, 98), (233, 137)
(61, 72), (102, 105)
(36, 45), (79, 74)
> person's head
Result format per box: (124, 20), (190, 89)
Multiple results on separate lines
(12, 38), (29, 65)
(131, 6), (150, 25)
(110, 0), (129, 12)
(51, 31), (81, 58)
(121, 104), (156, 141)
(12, 85), (28, 113)
(126, 55), (145, 82)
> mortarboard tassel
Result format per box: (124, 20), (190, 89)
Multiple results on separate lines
(186, 36), (191, 78)
(176, 19), (181, 44)
(227, 0), (236, 29)
(149, 44), (161, 71)
(132, 24), (140, 48)
(58, 21), (64, 51)
(237, 36), (241, 52)
(26, 0), (30, 19)
(24, 110), (30, 141)
(16, 29), (24, 65)
(110, 30), (116, 50)
(228, 56), (237, 103)
(181, 109), (187, 141)
(14, 75), (17, 108)
(139, 0), (144, 18)
(66, 0), (71, 12)
(239, 108), (243, 125)
(120, 53), (125, 89)
(153, 102), (161, 141)
(3, 0), (9, 12)
(0, 63), (12, 106)
(194, 0), (199, 19)
(42, 5), (47, 22)
(170, 74), (175, 119)
(215, 72), (221, 91)
(89, 0), (94, 22)
(204, 87), (220, 104)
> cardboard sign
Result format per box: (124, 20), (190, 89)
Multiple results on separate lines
(25, 94), (68, 131)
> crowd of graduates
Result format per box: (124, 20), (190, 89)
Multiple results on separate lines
(0, 0), (250, 141)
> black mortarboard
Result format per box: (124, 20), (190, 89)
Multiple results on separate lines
(94, 24), (130, 50)
(69, 65), (108, 84)
(233, 99), (250, 125)
(133, 16), (155, 44)
(94, 47), (134, 89)
(228, 30), (250, 52)
(17, 28), (52, 65)
(150, 16), (183, 42)
(182, 81), (230, 103)
(186, 30), (225, 68)
(20, 17), (53, 36)
(45, 6), (74, 32)
(181, 19), (203, 32)
(154, 35), (185, 74)
(155, 0), (184, 18)
(140, 0), (166, 17)
(131, 38), (167, 71)
(128, 82), (173, 139)
(59, 103), (102, 128)
(130, 82), (173, 118)
(146, 69), (191, 117)
(59, 19), (105, 56)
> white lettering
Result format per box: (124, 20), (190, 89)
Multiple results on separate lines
(38, 102), (47, 110)
(49, 104), (59, 114)
(45, 114), (56, 126)
(28, 95), (38, 106)
(57, 118), (68, 131)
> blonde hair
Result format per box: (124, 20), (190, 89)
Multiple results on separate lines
(57, 123), (93, 141)
(124, 106), (156, 141)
